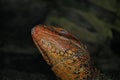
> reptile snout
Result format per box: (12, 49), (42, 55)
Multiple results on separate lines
(31, 27), (36, 35)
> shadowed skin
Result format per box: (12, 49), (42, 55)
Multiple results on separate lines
(31, 25), (101, 80)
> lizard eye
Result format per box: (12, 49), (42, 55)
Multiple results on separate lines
(59, 29), (68, 34)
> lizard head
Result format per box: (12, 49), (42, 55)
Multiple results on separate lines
(31, 25), (87, 66)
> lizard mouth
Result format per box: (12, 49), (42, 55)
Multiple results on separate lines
(31, 27), (51, 65)
(31, 27), (52, 66)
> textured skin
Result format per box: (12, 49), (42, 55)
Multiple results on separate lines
(31, 25), (101, 80)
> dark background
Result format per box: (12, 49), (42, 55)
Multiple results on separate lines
(0, 0), (120, 80)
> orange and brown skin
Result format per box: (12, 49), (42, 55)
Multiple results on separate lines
(31, 25), (100, 80)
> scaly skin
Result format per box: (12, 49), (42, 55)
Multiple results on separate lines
(31, 25), (102, 80)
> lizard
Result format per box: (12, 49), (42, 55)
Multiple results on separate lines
(31, 25), (107, 80)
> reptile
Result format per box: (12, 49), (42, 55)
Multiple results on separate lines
(31, 25), (108, 80)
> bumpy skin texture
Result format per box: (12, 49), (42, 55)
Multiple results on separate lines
(31, 25), (101, 80)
